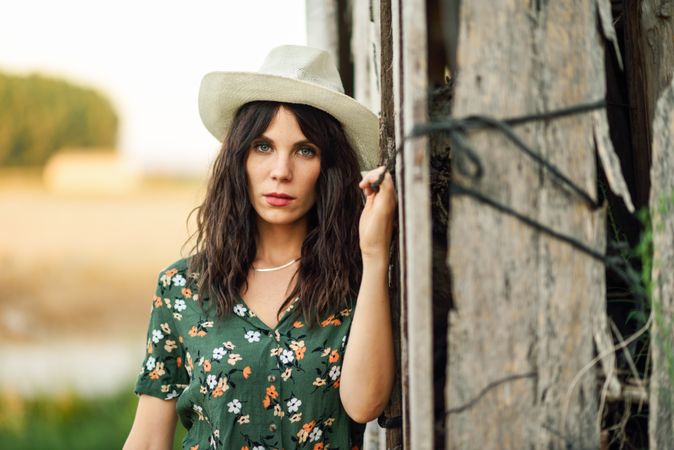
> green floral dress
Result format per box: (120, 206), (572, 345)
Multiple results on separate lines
(134, 258), (365, 450)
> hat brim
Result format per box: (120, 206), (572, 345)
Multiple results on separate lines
(198, 71), (379, 170)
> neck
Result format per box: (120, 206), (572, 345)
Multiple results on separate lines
(254, 218), (307, 266)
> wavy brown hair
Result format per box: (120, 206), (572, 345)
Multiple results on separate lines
(187, 101), (364, 328)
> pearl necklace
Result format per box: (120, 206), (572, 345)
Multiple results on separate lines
(252, 257), (300, 272)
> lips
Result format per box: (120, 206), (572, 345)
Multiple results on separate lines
(264, 192), (295, 207)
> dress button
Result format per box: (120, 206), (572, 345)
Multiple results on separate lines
(267, 374), (276, 382)
(269, 423), (277, 432)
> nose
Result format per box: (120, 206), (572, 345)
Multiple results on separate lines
(270, 151), (292, 182)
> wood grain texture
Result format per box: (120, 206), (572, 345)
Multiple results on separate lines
(648, 77), (674, 450)
(446, 1), (607, 448)
(623, 0), (674, 209)
(400, 0), (434, 448)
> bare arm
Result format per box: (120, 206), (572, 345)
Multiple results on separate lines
(340, 167), (396, 423)
(123, 395), (179, 450)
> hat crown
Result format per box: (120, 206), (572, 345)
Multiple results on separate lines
(258, 45), (345, 94)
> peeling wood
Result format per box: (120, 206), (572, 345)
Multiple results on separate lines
(593, 109), (635, 212)
(595, 0), (623, 70)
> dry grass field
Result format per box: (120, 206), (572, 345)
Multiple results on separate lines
(0, 169), (207, 346)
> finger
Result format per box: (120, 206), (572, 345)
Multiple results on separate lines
(360, 165), (387, 185)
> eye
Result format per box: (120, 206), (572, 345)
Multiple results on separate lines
(253, 141), (272, 153)
(297, 146), (318, 157)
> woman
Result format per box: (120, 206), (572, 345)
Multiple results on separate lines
(124, 45), (396, 450)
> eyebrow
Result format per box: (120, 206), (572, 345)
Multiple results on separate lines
(257, 134), (317, 147)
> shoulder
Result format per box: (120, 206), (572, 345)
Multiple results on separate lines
(155, 256), (200, 294)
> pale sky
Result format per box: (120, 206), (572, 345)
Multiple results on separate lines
(0, 1), (307, 174)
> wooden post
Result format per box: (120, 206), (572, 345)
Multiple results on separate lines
(446, 1), (609, 448)
(648, 77), (674, 450)
(399, 0), (434, 449)
(378, 0), (404, 448)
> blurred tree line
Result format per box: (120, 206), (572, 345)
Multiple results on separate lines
(0, 71), (118, 166)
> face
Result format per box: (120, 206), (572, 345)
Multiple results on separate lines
(245, 106), (322, 227)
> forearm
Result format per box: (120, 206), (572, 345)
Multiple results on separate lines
(340, 253), (395, 423)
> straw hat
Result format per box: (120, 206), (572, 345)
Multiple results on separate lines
(198, 45), (379, 170)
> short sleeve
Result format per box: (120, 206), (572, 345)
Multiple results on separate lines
(134, 270), (190, 400)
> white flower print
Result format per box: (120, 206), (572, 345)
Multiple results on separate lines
(172, 312), (182, 321)
(287, 397), (302, 413)
(329, 365), (341, 380)
(206, 374), (218, 390)
(151, 329), (164, 343)
(279, 349), (295, 364)
(233, 304), (247, 316)
(252, 446), (265, 450)
(237, 414), (250, 424)
(244, 330), (261, 343)
(145, 356), (156, 371)
(289, 412), (303, 423)
(172, 274), (186, 286)
(309, 426), (323, 442)
(160, 322), (171, 334)
(213, 347), (226, 360)
(227, 399), (242, 414)
(174, 299), (187, 312)
(166, 390), (179, 400)
(223, 341), (235, 350)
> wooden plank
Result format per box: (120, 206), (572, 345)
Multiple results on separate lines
(377, 0), (404, 447)
(446, 1), (607, 448)
(400, 0), (433, 449)
(648, 77), (674, 450)
(390, 0), (410, 448)
(305, 0), (339, 65)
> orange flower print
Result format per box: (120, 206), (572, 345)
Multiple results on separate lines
(203, 359), (211, 372)
(302, 420), (316, 433)
(181, 287), (192, 298)
(154, 295), (163, 307)
(320, 315), (335, 327)
(320, 314), (342, 327)
(241, 447), (249, 450)
(293, 321), (304, 328)
(262, 395), (271, 409)
(190, 445), (199, 450)
(314, 443), (324, 450)
(332, 378), (340, 389)
(176, 356), (183, 368)
(329, 350), (340, 363)
(266, 385), (279, 399)
(242, 366), (252, 379)
(188, 326), (199, 337)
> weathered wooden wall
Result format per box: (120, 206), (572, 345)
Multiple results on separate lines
(445, 1), (612, 448)
(648, 77), (674, 450)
